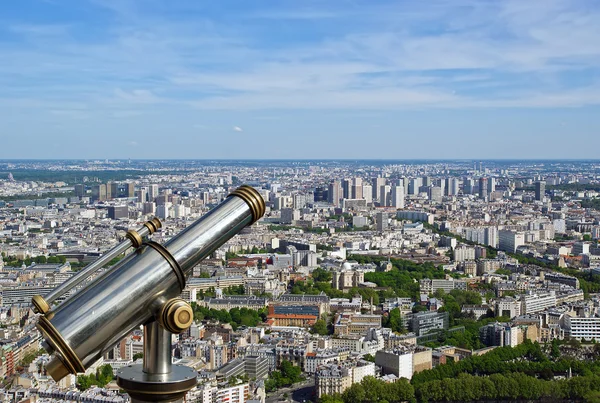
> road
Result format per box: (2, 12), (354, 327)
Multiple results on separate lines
(266, 378), (315, 403)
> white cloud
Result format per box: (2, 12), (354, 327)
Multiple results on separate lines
(233, 126), (243, 132)
(1, 0), (600, 112)
(114, 89), (160, 104)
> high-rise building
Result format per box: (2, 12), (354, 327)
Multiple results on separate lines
(148, 184), (159, 201)
(390, 186), (405, 209)
(106, 182), (113, 199)
(342, 179), (351, 199)
(352, 178), (363, 199)
(110, 182), (119, 199)
(136, 187), (148, 203)
(408, 178), (422, 195)
(479, 178), (488, 200)
(74, 184), (85, 198)
(488, 177), (496, 194)
(314, 187), (327, 202)
(372, 177), (386, 202)
(127, 183), (135, 198)
(379, 185), (390, 207)
(535, 181), (546, 201)
(108, 206), (128, 220)
(463, 178), (474, 195)
(142, 202), (156, 215)
(376, 212), (388, 232)
(428, 186), (442, 203)
(328, 181), (341, 207)
(498, 230), (525, 253)
(362, 184), (373, 203)
(449, 178), (460, 196)
(91, 184), (107, 201)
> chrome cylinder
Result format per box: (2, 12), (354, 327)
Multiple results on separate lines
(34, 218), (161, 313)
(143, 321), (172, 375)
(37, 186), (264, 381)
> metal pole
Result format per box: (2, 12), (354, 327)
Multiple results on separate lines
(32, 219), (161, 313)
(143, 321), (172, 375)
(43, 240), (133, 305)
(118, 322), (197, 403)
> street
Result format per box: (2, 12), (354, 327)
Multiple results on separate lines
(265, 378), (315, 403)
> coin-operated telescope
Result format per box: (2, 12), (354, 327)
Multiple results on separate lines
(31, 186), (265, 403)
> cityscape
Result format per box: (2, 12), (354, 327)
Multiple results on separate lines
(2, 0), (600, 402)
(1, 159), (600, 402)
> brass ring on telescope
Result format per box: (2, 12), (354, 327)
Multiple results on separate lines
(32, 295), (50, 314)
(142, 241), (186, 290)
(126, 230), (144, 248)
(143, 217), (162, 234)
(228, 185), (266, 224)
(36, 316), (85, 374)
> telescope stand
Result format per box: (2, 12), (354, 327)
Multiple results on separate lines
(117, 321), (198, 403)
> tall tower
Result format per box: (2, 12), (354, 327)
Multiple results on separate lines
(479, 177), (488, 200)
(391, 186), (405, 209)
(535, 181), (546, 201)
(328, 181), (341, 207)
(148, 184), (159, 201)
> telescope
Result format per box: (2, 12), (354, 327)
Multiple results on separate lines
(31, 186), (265, 403)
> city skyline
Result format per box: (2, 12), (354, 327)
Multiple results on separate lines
(1, 0), (600, 159)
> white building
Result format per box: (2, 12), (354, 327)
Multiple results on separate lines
(564, 314), (600, 341)
(521, 292), (557, 315)
(499, 230), (525, 253)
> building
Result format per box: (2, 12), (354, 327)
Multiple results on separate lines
(244, 355), (269, 380)
(315, 365), (351, 398)
(315, 361), (375, 398)
(564, 313), (600, 341)
(521, 292), (557, 315)
(410, 311), (449, 336)
(276, 293), (330, 315)
(453, 245), (475, 262)
(479, 323), (518, 347)
(535, 181), (546, 201)
(390, 186), (405, 209)
(543, 272), (580, 289)
(198, 383), (250, 403)
(375, 349), (414, 380)
(428, 187), (442, 203)
(498, 230), (525, 253)
(334, 313), (382, 337)
(107, 206), (128, 220)
(328, 181), (341, 207)
(3, 286), (54, 306)
(376, 212), (388, 232)
(202, 296), (268, 311)
(419, 279), (466, 294)
(91, 184), (107, 201)
(496, 297), (521, 318)
(573, 242), (590, 256)
(479, 178), (488, 200)
(332, 263), (364, 291)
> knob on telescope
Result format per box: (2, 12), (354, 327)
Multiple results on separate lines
(157, 298), (194, 334)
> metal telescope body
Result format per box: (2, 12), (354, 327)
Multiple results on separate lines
(33, 186), (265, 402)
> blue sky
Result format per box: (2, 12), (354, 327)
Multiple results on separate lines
(1, 0), (599, 159)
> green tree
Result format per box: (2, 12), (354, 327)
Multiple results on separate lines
(311, 319), (329, 336)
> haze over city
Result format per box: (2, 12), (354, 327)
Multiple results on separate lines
(1, 0), (600, 159)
